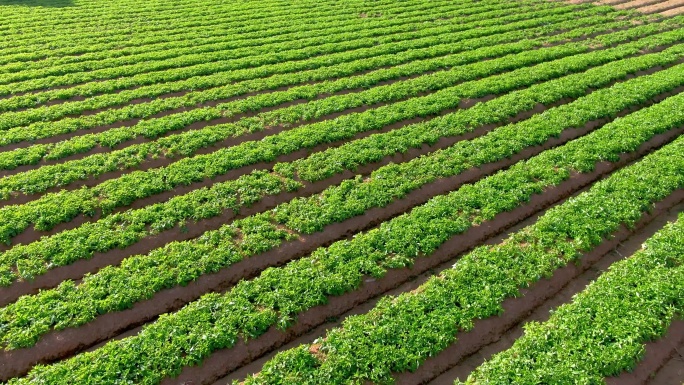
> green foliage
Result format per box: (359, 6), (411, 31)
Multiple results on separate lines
(464, 214), (684, 384)
(1, 27), (683, 285)
(7, 78), (684, 384)
(245, 130), (684, 385)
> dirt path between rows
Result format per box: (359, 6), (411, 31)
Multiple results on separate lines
(562, 0), (684, 15)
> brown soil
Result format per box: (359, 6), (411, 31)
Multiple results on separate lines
(1, 52), (680, 258)
(214, 178), (597, 385)
(660, 4), (684, 15)
(564, 0), (684, 15)
(636, 0), (684, 13)
(0, 69), (456, 178)
(597, 0), (638, 5)
(170, 193), (684, 385)
(0, 117), (616, 379)
(0, 17), (644, 165)
(24, 43), (684, 207)
(614, 0), (664, 10)
(0, 21), (666, 177)
(2, 15), (684, 384)
(647, 338), (684, 385)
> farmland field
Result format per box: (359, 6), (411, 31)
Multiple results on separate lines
(0, 0), (683, 384)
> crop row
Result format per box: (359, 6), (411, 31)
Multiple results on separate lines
(0, 2), (587, 127)
(0, 2), (593, 116)
(0, 2), (559, 96)
(0, 7), (625, 136)
(0, 0), (475, 85)
(0, 0), (472, 77)
(0, 0), (420, 67)
(1, 44), (681, 295)
(0, 2), (582, 99)
(241, 122), (684, 385)
(462, 213), (684, 384)
(0, 12), (623, 170)
(0, 29), (681, 251)
(0, 0), (400, 54)
(8, 88), (684, 385)
(2, 53), (684, 348)
(0, 0), (304, 33)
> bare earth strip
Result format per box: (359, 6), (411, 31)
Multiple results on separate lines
(563, 0), (684, 15)
(636, 0), (684, 13)
(660, 4), (684, 15)
(597, 0), (640, 6)
(647, 339), (684, 385)
(614, 0), (664, 10)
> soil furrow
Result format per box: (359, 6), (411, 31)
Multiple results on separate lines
(646, 338), (684, 385)
(637, 0), (684, 14)
(212, 176), (598, 385)
(661, 5), (684, 16)
(0, 57), (679, 259)
(0, 80), (681, 311)
(614, 0), (664, 10)
(606, 321), (684, 385)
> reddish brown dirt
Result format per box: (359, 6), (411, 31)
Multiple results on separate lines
(15, 42), (684, 211)
(614, 0), (665, 10)
(0, 21), (652, 166)
(168, 193), (684, 385)
(214, 181), (598, 385)
(2, 55), (680, 261)
(0, 70), (455, 178)
(564, 0), (684, 15)
(597, 0), (638, 5)
(0, 117), (632, 378)
(660, 5), (684, 15)
(0, 18), (684, 384)
(159, 158), (684, 383)
(636, 0), (684, 13)
(647, 338), (684, 385)
(1, 77), (681, 308)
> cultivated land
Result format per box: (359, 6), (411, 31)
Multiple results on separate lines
(0, 0), (682, 384)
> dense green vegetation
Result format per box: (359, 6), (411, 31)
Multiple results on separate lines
(0, 0), (681, 384)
